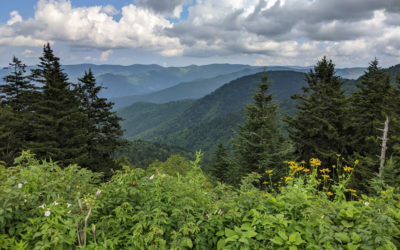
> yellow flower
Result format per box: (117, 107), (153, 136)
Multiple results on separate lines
(336, 154), (341, 157)
(265, 170), (273, 174)
(285, 176), (293, 183)
(348, 188), (357, 193)
(355, 160), (359, 165)
(343, 166), (354, 172)
(327, 191), (333, 196)
(296, 166), (304, 171)
(303, 168), (310, 172)
(320, 168), (331, 173)
(263, 193), (269, 198)
(301, 160), (307, 164)
(76, 185), (82, 189)
(263, 181), (268, 185)
(310, 158), (321, 167)
(322, 174), (330, 179)
(381, 190), (386, 194)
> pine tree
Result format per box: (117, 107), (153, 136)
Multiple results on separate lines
(348, 60), (399, 190)
(286, 57), (348, 166)
(76, 69), (125, 172)
(232, 72), (291, 181)
(28, 43), (88, 165)
(209, 142), (231, 183)
(0, 105), (23, 165)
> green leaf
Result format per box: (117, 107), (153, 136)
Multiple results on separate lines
(217, 239), (226, 250)
(341, 220), (354, 228)
(278, 231), (288, 241)
(216, 230), (225, 236)
(241, 223), (252, 231)
(351, 232), (361, 243)
(289, 246), (298, 250)
(271, 236), (284, 245)
(187, 238), (193, 248)
(334, 232), (350, 243)
(289, 233), (297, 243)
(225, 228), (237, 238)
(242, 230), (257, 238)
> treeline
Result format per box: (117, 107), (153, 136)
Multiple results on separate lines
(0, 44), (125, 173)
(210, 57), (400, 193)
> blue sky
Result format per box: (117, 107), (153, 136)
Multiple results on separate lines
(0, 0), (399, 67)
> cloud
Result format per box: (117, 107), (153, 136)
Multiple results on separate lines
(135, 0), (188, 17)
(0, 0), (182, 55)
(99, 49), (113, 62)
(7, 11), (23, 25)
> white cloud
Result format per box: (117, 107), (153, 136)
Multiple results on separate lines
(100, 49), (113, 62)
(7, 11), (23, 25)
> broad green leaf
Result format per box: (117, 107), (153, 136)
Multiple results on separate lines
(278, 231), (288, 241)
(351, 232), (361, 243)
(225, 228), (237, 238)
(271, 236), (284, 245)
(334, 232), (350, 243)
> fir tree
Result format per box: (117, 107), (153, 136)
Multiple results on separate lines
(209, 142), (231, 183)
(28, 43), (88, 165)
(76, 69), (125, 172)
(286, 57), (348, 165)
(232, 72), (291, 181)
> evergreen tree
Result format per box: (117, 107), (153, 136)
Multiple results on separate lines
(348, 60), (399, 190)
(209, 143), (231, 183)
(28, 43), (88, 165)
(286, 57), (348, 165)
(76, 69), (125, 172)
(0, 56), (36, 111)
(0, 57), (37, 164)
(232, 72), (291, 181)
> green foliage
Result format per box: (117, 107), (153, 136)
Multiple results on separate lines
(209, 143), (232, 183)
(1, 153), (400, 249)
(286, 57), (349, 166)
(233, 72), (292, 181)
(115, 140), (193, 169)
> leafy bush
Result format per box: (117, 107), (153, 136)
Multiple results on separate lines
(1, 152), (399, 249)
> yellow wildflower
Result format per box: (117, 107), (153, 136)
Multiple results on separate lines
(310, 158), (321, 167)
(322, 174), (330, 179)
(265, 170), (273, 174)
(264, 193), (269, 198)
(303, 168), (310, 172)
(336, 154), (341, 157)
(343, 166), (354, 172)
(76, 185), (82, 189)
(301, 160), (307, 164)
(327, 191), (333, 196)
(263, 181), (268, 185)
(296, 166), (304, 171)
(355, 160), (359, 165)
(348, 188), (357, 193)
(285, 176), (293, 183)
(381, 190), (386, 194)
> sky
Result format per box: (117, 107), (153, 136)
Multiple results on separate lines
(0, 0), (399, 68)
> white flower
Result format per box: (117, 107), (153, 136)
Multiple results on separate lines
(95, 189), (102, 198)
(24, 199), (27, 203)
(53, 201), (58, 206)
(364, 201), (370, 206)
(67, 203), (72, 208)
(68, 210), (71, 214)
(17, 183), (23, 188)
(149, 175), (154, 180)
(44, 210), (51, 217)
(39, 204), (46, 209)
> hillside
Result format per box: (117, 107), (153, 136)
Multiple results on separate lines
(119, 71), (309, 155)
(118, 99), (195, 138)
(110, 67), (263, 109)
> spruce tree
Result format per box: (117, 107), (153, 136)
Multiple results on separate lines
(232, 72), (291, 181)
(0, 56), (36, 111)
(76, 69), (125, 172)
(0, 57), (37, 164)
(209, 142), (231, 183)
(286, 57), (348, 166)
(348, 59), (399, 190)
(29, 43), (88, 165)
